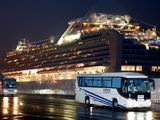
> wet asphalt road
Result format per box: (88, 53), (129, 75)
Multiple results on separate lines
(0, 95), (160, 120)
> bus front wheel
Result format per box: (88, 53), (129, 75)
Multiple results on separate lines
(112, 99), (118, 108)
(85, 96), (90, 106)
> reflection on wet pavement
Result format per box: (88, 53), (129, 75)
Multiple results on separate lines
(0, 95), (160, 120)
(2, 97), (19, 116)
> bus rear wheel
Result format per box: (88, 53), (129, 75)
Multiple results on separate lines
(85, 96), (90, 106)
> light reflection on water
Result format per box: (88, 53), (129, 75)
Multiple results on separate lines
(2, 96), (19, 115)
(0, 95), (160, 120)
(62, 102), (77, 120)
(13, 97), (19, 115)
(81, 106), (155, 120)
(2, 97), (9, 115)
(127, 111), (153, 120)
(146, 111), (153, 120)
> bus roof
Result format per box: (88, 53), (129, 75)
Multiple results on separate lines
(77, 72), (148, 78)
(3, 77), (16, 80)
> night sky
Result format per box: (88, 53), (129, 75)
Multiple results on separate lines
(0, 0), (160, 56)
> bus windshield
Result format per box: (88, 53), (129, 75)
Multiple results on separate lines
(123, 78), (150, 94)
(3, 78), (17, 89)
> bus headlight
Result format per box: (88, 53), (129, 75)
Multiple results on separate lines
(14, 89), (17, 93)
(3, 89), (8, 93)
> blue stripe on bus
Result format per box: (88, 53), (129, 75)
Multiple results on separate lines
(85, 89), (126, 109)
(80, 88), (126, 109)
(83, 89), (113, 106)
(88, 94), (112, 107)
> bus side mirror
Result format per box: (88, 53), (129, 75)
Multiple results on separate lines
(17, 82), (19, 86)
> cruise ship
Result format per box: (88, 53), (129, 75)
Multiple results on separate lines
(0, 13), (160, 97)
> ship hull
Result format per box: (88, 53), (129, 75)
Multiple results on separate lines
(4, 66), (107, 95)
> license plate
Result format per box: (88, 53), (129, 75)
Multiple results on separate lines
(138, 95), (144, 99)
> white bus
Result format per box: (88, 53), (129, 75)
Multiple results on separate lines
(75, 72), (155, 109)
(0, 77), (18, 95)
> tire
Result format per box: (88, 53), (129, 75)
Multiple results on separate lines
(112, 99), (118, 108)
(85, 97), (90, 106)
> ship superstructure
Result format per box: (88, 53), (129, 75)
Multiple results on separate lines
(0, 13), (160, 95)
(58, 13), (159, 46)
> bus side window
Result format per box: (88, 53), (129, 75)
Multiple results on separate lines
(78, 77), (83, 87)
(112, 78), (121, 88)
(102, 77), (112, 88)
(93, 77), (102, 87)
(84, 77), (93, 87)
(83, 80), (87, 87)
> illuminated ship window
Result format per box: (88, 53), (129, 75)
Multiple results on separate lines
(121, 65), (142, 72)
(14, 59), (18, 62)
(152, 66), (160, 72)
(79, 42), (83, 45)
(34, 59), (38, 62)
(121, 65), (135, 71)
(29, 56), (35, 59)
(90, 62), (97, 65)
(21, 58), (25, 61)
(62, 54), (66, 57)
(55, 55), (59, 58)
(7, 60), (12, 64)
(77, 63), (84, 67)
(76, 51), (81, 55)
(136, 66), (142, 71)
(16, 62), (19, 65)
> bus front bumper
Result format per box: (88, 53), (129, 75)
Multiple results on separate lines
(3, 89), (17, 95)
(127, 99), (151, 108)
